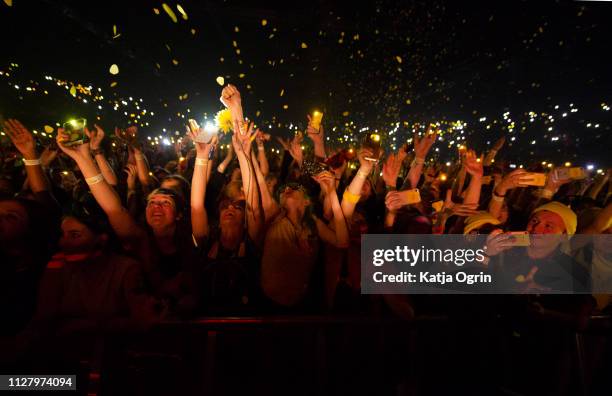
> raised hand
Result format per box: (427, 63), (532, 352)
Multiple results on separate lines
(442, 189), (478, 217)
(56, 128), (91, 162)
(357, 147), (374, 171)
(220, 84), (242, 111)
(413, 126), (438, 159)
(484, 229), (516, 257)
(313, 170), (336, 195)
(305, 114), (324, 145)
(85, 124), (105, 150)
(382, 152), (403, 187)
(40, 145), (58, 167)
(495, 169), (529, 196)
(124, 164), (137, 190)
(464, 150), (484, 178)
(186, 122), (217, 158)
(3, 119), (37, 159)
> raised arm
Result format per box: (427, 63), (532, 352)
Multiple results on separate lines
(255, 132), (270, 177)
(583, 201), (612, 234)
(341, 148), (374, 221)
(86, 124), (117, 186)
(483, 137), (505, 167)
(56, 129), (144, 243)
(462, 150), (483, 206)
(488, 169), (528, 219)
(250, 136), (280, 223)
(313, 171), (349, 248)
(404, 127), (437, 189)
(306, 115), (327, 160)
(4, 119), (49, 193)
(188, 126), (216, 244)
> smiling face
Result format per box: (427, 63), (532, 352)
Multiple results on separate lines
(59, 216), (106, 254)
(0, 200), (28, 244)
(145, 194), (177, 230)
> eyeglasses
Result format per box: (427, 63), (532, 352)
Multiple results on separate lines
(219, 199), (246, 211)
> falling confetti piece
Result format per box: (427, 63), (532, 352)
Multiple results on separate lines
(280, 89), (284, 96)
(172, 59), (179, 65)
(113, 25), (117, 35)
(44, 125), (54, 133)
(191, 28), (196, 35)
(162, 3), (178, 23)
(4, 0), (12, 6)
(261, 19), (267, 26)
(176, 4), (188, 20)
(232, 40), (237, 47)
(153, 8), (159, 15)
(110, 82), (117, 87)
(220, 57), (224, 62)
(406, 99), (411, 104)
(395, 56), (402, 63)
(239, 73), (245, 78)
(216, 76), (225, 86)
(283, 104), (288, 109)
(301, 42), (308, 49)
(69, 85), (76, 97)
(155, 63), (161, 69)
(256, 110), (261, 117)
(109, 64), (119, 75)
(234, 26), (239, 33)
(342, 111), (350, 116)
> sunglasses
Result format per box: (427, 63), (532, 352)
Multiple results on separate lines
(219, 199), (246, 211)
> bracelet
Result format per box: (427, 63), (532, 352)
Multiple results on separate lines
(539, 189), (554, 199)
(23, 158), (41, 166)
(491, 194), (505, 203)
(195, 158), (209, 166)
(91, 148), (104, 156)
(493, 189), (506, 198)
(343, 190), (361, 204)
(356, 170), (370, 179)
(411, 157), (425, 167)
(85, 174), (104, 186)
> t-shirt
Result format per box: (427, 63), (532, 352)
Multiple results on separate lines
(260, 215), (319, 307)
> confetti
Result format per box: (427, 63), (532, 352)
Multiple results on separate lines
(153, 7), (159, 15)
(162, 3), (178, 23)
(395, 56), (402, 63)
(69, 85), (76, 97)
(44, 125), (54, 133)
(172, 59), (179, 65)
(109, 64), (119, 75)
(301, 42), (308, 49)
(3, 0), (12, 6)
(279, 89), (284, 96)
(176, 4), (188, 20)
(191, 28), (196, 35)
(261, 19), (267, 26)
(216, 76), (225, 86)
(283, 104), (288, 109)
(110, 81), (117, 87)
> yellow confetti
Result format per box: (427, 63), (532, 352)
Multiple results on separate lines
(239, 73), (245, 78)
(406, 99), (411, 104)
(236, 49), (241, 55)
(234, 26), (240, 33)
(69, 85), (76, 97)
(172, 59), (179, 65)
(215, 109), (233, 133)
(191, 28), (196, 35)
(162, 3), (178, 23)
(279, 89), (284, 96)
(353, 34), (359, 40)
(113, 25), (117, 35)
(261, 19), (267, 26)
(232, 40), (238, 47)
(44, 125), (54, 133)
(220, 57), (224, 62)
(110, 82), (117, 88)
(216, 76), (225, 86)
(153, 8), (160, 15)
(155, 63), (161, 69)
(301, 42), (308, 49)
(283, 104), (288, 110)
(176, 4), (188, 20)
(4, 0), (12, 6)
(109, 64), (119, 75)
(342, 111), (350, 116)
(256, 110), (261, 117)
(396, 56), (402, 63)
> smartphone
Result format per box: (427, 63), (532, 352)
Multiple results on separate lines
(310, 111), (323, 132)
(399, 188), (421, 205)
(190, 119), (218, 144)
(363, 133), (381, 162)
(432, 200), (444, 212)
(508, 231), (531, 247)
(520, 173), (546, 187)
(62, 118), (86, 146)
(554, 167), (586, 181)
(302, 159), (331, 177)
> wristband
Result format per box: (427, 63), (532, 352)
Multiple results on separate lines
(539, 189), (554, 199)
(491, 193), (505, 203)
(343, 190), (361, 204)
(195, 158), (209, 167)
(23, 158), (42, 166)
(411, 157), (425, 167)
(85, 174), (104, 186)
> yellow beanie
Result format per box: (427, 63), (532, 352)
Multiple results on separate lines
(532, 201), (577, 235)
(464, 211), (501, 234)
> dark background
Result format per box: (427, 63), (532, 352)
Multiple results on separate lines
(1, 0), (610, 166)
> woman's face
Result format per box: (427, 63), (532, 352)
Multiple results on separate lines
(59, 217), (104, 254)
(145, 194), (177, 230)
(0, 200), (28, 243)
(280, 184), (309, 211)
(266, 176), (278, 195)
(219, 199), (246, 230)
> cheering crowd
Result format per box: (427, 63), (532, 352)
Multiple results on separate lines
(1, 84), (612, 393)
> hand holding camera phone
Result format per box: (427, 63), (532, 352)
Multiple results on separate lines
(363, 133), (382, 162)
(61, 118), (87, 147)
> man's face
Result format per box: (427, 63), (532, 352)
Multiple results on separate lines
(0, 200), (28, 243)
(527, 210), (566, 251)
(59, 217), (103, 254)
(146, 194), (177, 229)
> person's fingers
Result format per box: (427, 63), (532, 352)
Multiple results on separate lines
(444, 189), (453, 204)
(306, 114), (311, 123)
(12, 119), (28, 134)
(94, 124), (104, 136)
(84, 126), (93, 139)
